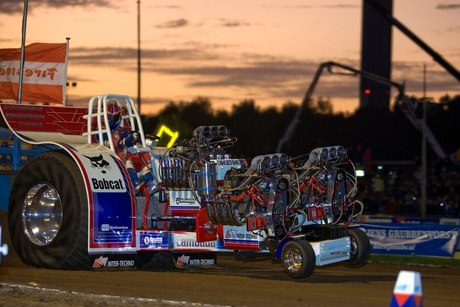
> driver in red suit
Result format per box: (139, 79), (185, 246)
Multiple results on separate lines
(106, 103), (156, 195)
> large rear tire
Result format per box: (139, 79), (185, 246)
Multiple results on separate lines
(346, 228), (371, 266)
(281, 240), (316, 279)
(8, 151), (90, 269)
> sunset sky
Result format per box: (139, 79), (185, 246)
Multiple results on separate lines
(1, 0), (459, 115)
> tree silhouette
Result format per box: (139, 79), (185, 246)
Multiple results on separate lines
(143, 95), (460, 165)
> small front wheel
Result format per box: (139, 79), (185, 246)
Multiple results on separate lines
(281, 240), (316, 279)
(346, 228), (371, 266)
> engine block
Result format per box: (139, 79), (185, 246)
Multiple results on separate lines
(158, 126), (363, 240)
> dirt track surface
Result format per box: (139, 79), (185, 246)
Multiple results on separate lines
(1, 212), (460, 307)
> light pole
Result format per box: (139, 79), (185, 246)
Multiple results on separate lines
(420, 98), (427, 217)
(420, 64), (427, 217)
(137, 0), (141, 113)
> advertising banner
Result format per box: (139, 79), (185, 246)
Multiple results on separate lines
(0, 43), (68, 104)
(354, 223), (459, 257)
(392, 216), (440, 224)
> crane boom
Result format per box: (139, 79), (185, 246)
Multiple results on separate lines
(276, 61), (447, 159)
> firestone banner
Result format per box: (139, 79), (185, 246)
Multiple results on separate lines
(354, 223), (459, 257)
(0, 43), (68, 104)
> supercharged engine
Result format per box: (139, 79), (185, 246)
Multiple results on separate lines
(158, 126), (363, 240)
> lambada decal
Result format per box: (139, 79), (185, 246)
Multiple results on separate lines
(175, 237), (217, 248)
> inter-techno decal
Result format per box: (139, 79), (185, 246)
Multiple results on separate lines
(225, 227), (259, 241)
(92, 255), (136, 268)
(175, 253), (216, 266)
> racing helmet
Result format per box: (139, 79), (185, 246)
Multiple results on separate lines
(107, 103), (122, 131)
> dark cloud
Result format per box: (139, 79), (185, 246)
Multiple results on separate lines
(153, 18), (253, 31)
(66, 74), (93, 83)
(69, 47), (137, 63)
(0, 0), (113, 14)
(149, 5), (181, 9)
(151, 57), (458, 101)
(164, 61), (317, 87)
(436, 4), (460, 10)
(66, 46), (458, 103)
(393, 61), (460, 92)
(155, 19), (188, 29)
(0, 0), (22, 13)
(37, 0), (112, 8)
(145, 58), (365, 100)
(445, 26), (460, 33)
(219, 19), (252, 27)
(279, 4), (358, 9)
(320, 4), (358, 9)
(0, 38), (14, 44)
(67, 94), (169, 110)
(69, 46), (219, 65)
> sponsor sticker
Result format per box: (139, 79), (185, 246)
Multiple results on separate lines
(139, 231), (169, 250)
(225, 227), (259, 241)
(79, 152), (127, 193)
(173, 233), (217, 250)
(174, 253), (216, 267)
(92, 254), (136, 269)
(170, 191), (200, 208)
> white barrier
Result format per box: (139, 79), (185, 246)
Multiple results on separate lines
(390, 270), (422, 307)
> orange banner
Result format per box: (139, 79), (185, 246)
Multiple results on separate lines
(0, 43), (68, 104)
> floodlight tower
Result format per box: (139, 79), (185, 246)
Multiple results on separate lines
(360, 0), (393, 110)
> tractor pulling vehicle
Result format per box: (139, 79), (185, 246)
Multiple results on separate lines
(1, 94), (370, 278)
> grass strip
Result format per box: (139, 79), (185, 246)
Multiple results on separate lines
(369, 254), (460, 267)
